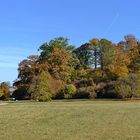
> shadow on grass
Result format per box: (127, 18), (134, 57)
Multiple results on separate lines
(52, 98), (129, 102)
(2, 98), (140, 104)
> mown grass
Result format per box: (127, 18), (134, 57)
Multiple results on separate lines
(0, 100), (140, 140)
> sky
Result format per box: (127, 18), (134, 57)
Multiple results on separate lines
(0, 0), (140, 83)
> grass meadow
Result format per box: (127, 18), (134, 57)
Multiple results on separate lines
(0, 100), (140, 140)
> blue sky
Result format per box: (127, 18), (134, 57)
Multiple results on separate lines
(0, 0), (140, 83)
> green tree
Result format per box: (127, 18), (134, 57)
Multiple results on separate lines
(38, 37), (79, 83)
(39, 37), (75, 60)
(99, 39), (116, 71)
(74, 43), (92, 68)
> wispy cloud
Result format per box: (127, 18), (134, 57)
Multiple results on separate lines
(0, 46), (38, 82)
(0, 46), (36, 56)
(0, 62), (18, 68)
(106, 13), (119, 34)
(0, 46), (37, 69)
(0, 55), (22, 67)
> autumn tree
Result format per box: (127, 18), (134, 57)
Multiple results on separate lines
(118, 35), (138, 51)
(108, 45), (130, 78)
(46, 47), (77, 83)
(13, 55), (45, 99)
(39, 37), (79, 83)
(0, 82), (10, 99)
(118, 35), (140, 73)
(127, 43), (140, 73)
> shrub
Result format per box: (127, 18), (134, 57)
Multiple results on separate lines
(13, 86), (29, 100)
(75, 79), (95, 88)
(51, 79), (65, 99)
(38, 93), (52, 102)
(75, 86), (96, 99)
(128, 73), (140, 98)
(95, 81), (119, 98)
(74, 87), (89, 99)
(115, 73), (140, 98)
(62, 84), (76, 99)
(89, 92), (97, 99)
(115, 83), (132, 98)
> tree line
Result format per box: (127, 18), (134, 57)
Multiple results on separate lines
(10, 35), (140, 101)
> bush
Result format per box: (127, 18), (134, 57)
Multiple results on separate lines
(74, 88), (89, 99)
(128, 73), (140, 98)
(62, 84), (76, 99)
(13, 86), (29, 100)
(95, 81), (119, 98)
(115, 83), (132, 98)
(38, 93), (52, 102)
(75, 86), (96, 99)
(115, 73), (140, 98)
(89, 92), (97, 99)
(75, 79), (95, 88)
(51, 79), (65, 99)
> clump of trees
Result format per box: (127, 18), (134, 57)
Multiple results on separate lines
(12, 35), (140, 101)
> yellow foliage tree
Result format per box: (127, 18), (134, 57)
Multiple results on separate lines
(108, 46), (130, 77)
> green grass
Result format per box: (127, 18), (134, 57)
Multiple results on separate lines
(0, 100), (140, 140)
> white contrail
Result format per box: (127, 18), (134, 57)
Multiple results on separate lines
(106, 13), (119, 33)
